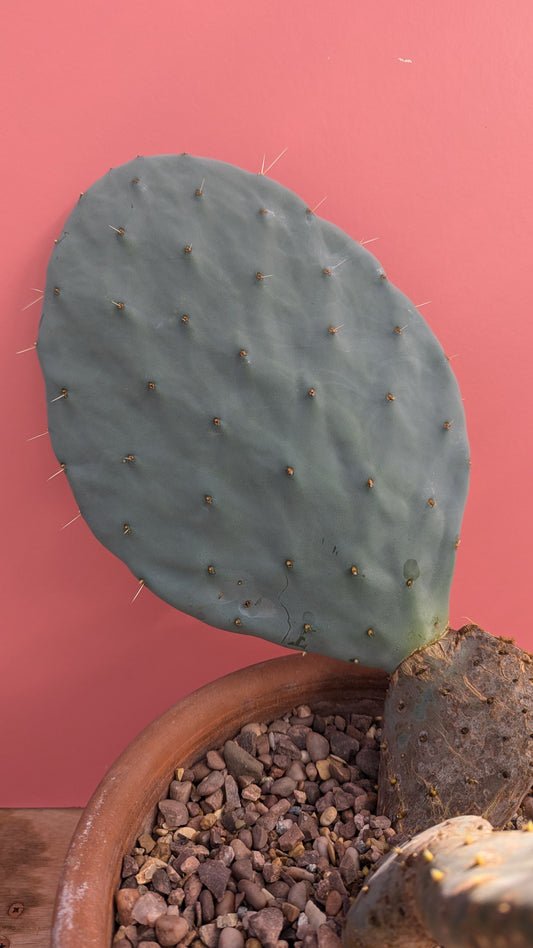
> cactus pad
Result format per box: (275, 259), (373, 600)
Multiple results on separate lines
(37, 155), (469, 671)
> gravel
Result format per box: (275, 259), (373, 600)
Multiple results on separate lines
(112, 701), (533, 948)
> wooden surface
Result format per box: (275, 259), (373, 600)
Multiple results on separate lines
(0, 809), (82, 948)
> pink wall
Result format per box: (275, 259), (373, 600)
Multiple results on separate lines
(3, 0), (533, 806)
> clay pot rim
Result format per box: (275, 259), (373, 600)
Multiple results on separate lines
(52, 651), (389, 947)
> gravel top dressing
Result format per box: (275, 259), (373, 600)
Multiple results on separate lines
(112, 702), (532, 948)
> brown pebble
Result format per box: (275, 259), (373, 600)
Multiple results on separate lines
(319, 806), (338, 828)
(241, 783), (262, 801)
(199, 887), (215, 923)
(204, 788), (225, 812)
(237, 879), (268, 910)
(197, 770), (226, 796)
(169, 780), (193, 803)
(216, 891), (235, 916)
(224, 740), (264, 781)
(218, 928), (245, 948)
(329, 730), (359, 762)
(158, 799), (189, 828)
(325, 890), (343, 916)
(305, 899), (327, 930)
(355, 747), (380, 779)
(198, 860), (231, 901)
(152, 867), (172, 895)
(286, 880), (307, 910)
(155, 913), (190, 946)
(339, 848), (360, 885)
(198, 922), (218, 948)
(317, 923), (343, 948)
(184, 874), (203, 905)
(206, 749), (227, 770)
(180, 855), (201, 875)
(278, 821), (305, 852)
(306, 732), (330, 762)
(231, 856), (254, 881)
(131, 891), (168, 925)
(115, 888), (142, 926)
(138, 832), (156, 853)
(215, 912), (239, 929)
(248, 906), (285, 946)
(282, 901), (300, 924)
(270, 776), (297, 796)
(251, 823), (268, 850)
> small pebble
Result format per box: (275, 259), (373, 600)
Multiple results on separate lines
(306, 732), (330, 762)
(115, 888), (142, 926)
(131, 891), (168, 925)
(218, 927), (245, 948)
(248, 906), (284, 946)
(155, 912), (190, 946)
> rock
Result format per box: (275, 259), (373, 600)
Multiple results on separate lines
(198, 922), (218, 947)
(231, 856), (254, 881)
(198, 859), (232, 900)
(305, 899), (327, 930)
(131, 891), (168, 925)
(138, 832), (156, 853)
(332, 788), (355, 811)
(155, 912), (190, 946)
(278, 822), (304, 851)
(115, 888), (142, 926)
(355, 747), (380, 779)
(218, 927), (245, 948)
(216, 912), (239, 928)
(206, 749), (227, 770)
(248, 907), (285, 946)
(136, 856), (169, 884)
(237, 880), (269, 910)
(319, 806), (338, 827)
(169, 779), (193, 803)
(197, 770), (226, 796)
(329, 731), (360, 762)
(317, 923), (343, 948)
(339, 848), (360, 886)
(315, 759), (332, 781)
(152, 867), (172, 896)
(158, 799), (189, 828)
(224, 774), (241, 806)
(286, 880), (308, 911)
(306, 732), (330, 762)
(282, 901), (300, 924)
(199, 887), (215, 923)
(216, 891), (235, 915)
(270, 776), (297, 796)
(325, 890), (343, 917)
(224, 741), (264, 781)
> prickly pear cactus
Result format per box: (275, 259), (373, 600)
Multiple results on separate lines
(37, 154), (469, 671)
(344, 815), (533, 948)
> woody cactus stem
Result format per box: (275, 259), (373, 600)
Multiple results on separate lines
(344, 815), (533, 948)
(377, 624), (533, 836)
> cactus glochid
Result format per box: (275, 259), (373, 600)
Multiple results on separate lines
(37, 153), (470, 673)
(37, 156), (533, 947)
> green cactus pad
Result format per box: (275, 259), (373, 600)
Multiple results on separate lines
(37, 154), (469, 671)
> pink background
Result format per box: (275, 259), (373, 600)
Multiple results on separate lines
(2, 0), (533, 806)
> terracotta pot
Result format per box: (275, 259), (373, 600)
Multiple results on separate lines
(52, 652), (388, 947)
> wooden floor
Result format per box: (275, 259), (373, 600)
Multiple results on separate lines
(0, 809), (82, 948)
